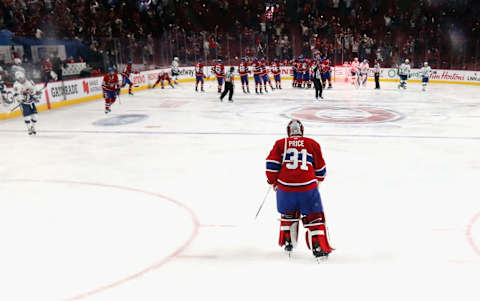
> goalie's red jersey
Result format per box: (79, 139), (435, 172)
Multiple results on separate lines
(266, 136), (326, 192)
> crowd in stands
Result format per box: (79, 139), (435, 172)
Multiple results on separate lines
(0, 0), (479, 73)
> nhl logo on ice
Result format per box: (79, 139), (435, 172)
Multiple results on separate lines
(290, 106), (403, 124)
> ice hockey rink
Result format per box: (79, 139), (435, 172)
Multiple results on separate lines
(1, 79), (479, 301)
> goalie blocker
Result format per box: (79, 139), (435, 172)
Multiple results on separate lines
(266, 119), (334, 258)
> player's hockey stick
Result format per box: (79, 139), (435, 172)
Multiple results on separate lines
(115, 89), (122, 105)
(10, 103), (20, 111)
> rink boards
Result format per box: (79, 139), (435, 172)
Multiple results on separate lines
(1, 66), (479, 120)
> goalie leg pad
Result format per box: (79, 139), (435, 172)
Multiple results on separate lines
(278, 211), (300, 248)
(302, 212), (334, 253)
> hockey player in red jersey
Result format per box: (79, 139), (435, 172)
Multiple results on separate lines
(121, 61), (138, 95)
(266, 119), (334, 259)
(321, 59), (333, 89)
(238, 58), (250, 93)
(260, 58), (275, 92)
(195, 59), (205, 92)
(212, 59), (225, 93)
(297, 59), (306, 88)
(271, 59), (281, 89)
(252, 58), (262, 94)
(102, 67), (120, 114)
(151, 72), (174, 89)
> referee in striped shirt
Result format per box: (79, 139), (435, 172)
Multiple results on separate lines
(220, 66), (235, 102)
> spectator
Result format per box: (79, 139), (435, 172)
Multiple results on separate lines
(51, 52), (63, 81)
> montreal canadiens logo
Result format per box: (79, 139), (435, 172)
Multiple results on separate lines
(290, 106), (403, 124)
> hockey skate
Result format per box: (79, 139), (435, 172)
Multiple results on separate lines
(284, 238), (293, 258)
(105, 107), (111, 114)
(312, 242), (329, 262)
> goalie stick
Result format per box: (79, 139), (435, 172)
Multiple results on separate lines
(255, 137), (288, 219)
(254, 186), (272, 219)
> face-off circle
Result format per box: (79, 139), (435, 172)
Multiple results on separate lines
(290, 106), (403, 124)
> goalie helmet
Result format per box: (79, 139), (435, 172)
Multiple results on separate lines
(424, 62), (428, 66)
(287, 119), (304, 137)
(405, 59), (410, 64)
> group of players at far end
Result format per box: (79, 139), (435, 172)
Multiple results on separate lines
(193, 56), (334, 96)
(193, 57), (282, 94)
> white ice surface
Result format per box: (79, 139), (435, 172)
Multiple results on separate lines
(1, 80), (480, 301)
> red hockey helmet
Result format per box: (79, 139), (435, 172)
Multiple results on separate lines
(287, 119), (304, 137)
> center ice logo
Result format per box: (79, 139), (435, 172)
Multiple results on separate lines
(290, 106), (403, 124)
(93, 114), (149, 126)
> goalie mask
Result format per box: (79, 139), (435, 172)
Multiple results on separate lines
(287, 119), (304, 137)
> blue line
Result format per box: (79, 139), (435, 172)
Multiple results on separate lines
(1, 129), (480, 140)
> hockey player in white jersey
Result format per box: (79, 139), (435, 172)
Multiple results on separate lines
(398, 59), (411, 89)
(171, 57), (180, 85)
(10, 58), (25, 80)
(420, 62), (432, 91)
(359, 59), (370, 87)
(13, 72), (41, 135)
